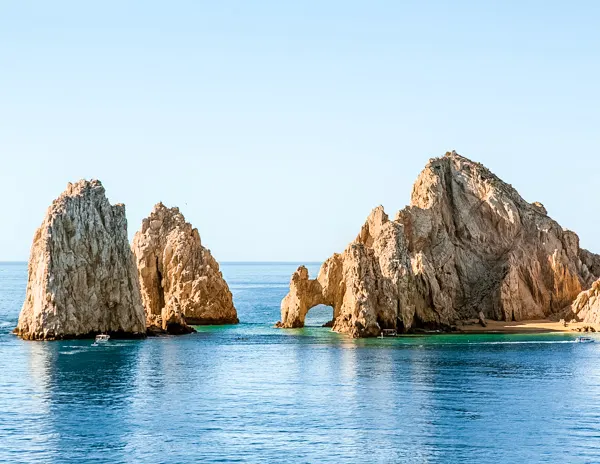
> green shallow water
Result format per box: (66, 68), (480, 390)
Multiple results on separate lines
(1, 262), (600, 463)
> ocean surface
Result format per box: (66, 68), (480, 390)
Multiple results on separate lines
(1, 262), (600, 463)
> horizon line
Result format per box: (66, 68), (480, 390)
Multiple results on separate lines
(0, 260), (325, 265)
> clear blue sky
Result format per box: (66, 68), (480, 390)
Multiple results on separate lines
(1, 1), (599, 262)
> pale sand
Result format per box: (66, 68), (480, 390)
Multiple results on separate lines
(458, 319), (600, 334)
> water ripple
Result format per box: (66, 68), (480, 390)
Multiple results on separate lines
(0, 263), (599, 463)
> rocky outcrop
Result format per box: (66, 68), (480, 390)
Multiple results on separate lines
(563, 280), (600, 324)
(278, 152), (600, 337)
(15, 180), (147, 340)
(478, 311), (487, 327)
(132, 203), (238, 334)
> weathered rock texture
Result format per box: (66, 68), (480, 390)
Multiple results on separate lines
(278, 152), (600, 337)
(132, 203), (238, 334)
(15, 180), (147, 340)
(563, 280), (600, 324)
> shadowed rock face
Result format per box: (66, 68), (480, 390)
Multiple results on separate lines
(15, 180), (147, 340)
(132, 203), (238, 334)
(278, 152), (600, 337)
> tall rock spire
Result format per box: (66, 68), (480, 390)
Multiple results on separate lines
(132, 203), (238, 334)
(15, 180), (146, 340)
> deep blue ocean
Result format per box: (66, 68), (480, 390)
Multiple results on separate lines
(1, 262), (600, 463)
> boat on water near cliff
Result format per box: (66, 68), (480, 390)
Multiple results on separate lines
(575, 336), (594, 343)
(379, 329), (397, 338)
(95, 334), (110, 343)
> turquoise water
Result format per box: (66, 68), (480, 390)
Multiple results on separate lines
(1, 262), (600, 463)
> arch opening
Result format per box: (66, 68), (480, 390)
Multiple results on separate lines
(304, 304), (335, 327)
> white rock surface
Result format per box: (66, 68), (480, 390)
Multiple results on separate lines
(15, 180), (146, 340)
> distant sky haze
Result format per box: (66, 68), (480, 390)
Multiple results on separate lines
(1, 1), (599, 261)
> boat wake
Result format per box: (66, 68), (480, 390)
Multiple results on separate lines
(463, 340), (589, 345)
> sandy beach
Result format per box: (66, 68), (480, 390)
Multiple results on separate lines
(458, 319), (600, 334)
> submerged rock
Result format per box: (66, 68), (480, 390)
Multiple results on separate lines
(278, 151), (600, 337)
(132, 203), (237, 334)
(15, 180), (147, 340)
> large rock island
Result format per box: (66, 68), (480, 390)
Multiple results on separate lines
(132, 203), (238, 334)
(15, 180), (147, 340)
(278, 152), (600, 337)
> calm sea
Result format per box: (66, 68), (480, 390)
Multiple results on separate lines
(1, 262), (600, 463)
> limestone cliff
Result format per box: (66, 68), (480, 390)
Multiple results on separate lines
(15, 180), (147, 340)
(132, 203), (238, 333)
(278, 152), (600, 337)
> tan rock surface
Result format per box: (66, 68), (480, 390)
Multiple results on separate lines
(15, 180), (147, 340)
(132, 203), (237, 333)
(278, 152), (600, 337)
(564, 280), (600, 324)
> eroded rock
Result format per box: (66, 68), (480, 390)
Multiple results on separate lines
(278, 152), (600, 337)
(478, 311), (487, 328)
(132, 203), (237, 334)
(563, 280), (600, 324)
(15, 180), (147, 340)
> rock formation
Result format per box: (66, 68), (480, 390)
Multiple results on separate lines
(278, 152), (600, 337)
(132, 203), (238, 334)
(563, 280), (600, 325)
(15, 180), (147, 340)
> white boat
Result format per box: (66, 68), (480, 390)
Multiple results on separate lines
(575, 336), (594, 343)
(95, 334), (110, 343)
(379, 329), (397, 338)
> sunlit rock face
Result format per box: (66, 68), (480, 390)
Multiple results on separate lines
(564, 280), (600, 324)
(15, 180), (147, 340)
(132, 203), (238, 334)
(278, 152), (600, 337)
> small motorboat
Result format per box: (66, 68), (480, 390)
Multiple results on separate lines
(575, 336), (595, 343)
(379, 329), (397, 338)
(95, 334), (110, 343)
